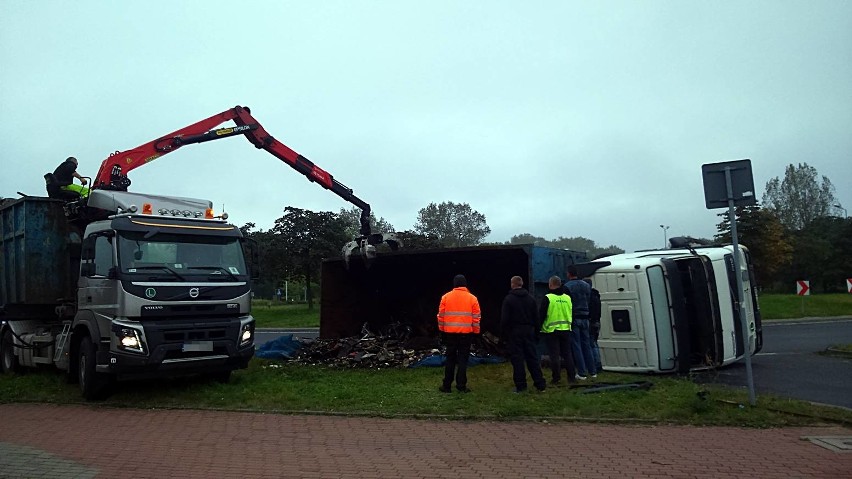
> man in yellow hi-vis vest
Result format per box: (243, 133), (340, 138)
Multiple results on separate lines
(539, 275), (577, 385)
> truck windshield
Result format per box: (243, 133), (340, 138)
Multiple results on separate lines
(117, 231), (247, 280)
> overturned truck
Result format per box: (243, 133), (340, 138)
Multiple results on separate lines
(321, 244), (587, 339)
(320, 243), (762, 374)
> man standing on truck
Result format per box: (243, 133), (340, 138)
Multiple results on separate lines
(436, 274), (481, 393)
(565, 266), (597, 379)
(500, 275), (546, 393)
(539, 276), (576, 385)
(50, 156), (89, 198)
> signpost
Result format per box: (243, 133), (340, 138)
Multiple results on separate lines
(797, 280), (810, 316)
(847, 278), (851, 294)
(702, 159), (757, 406)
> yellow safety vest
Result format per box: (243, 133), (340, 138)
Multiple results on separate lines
(542, 293), (572, 333)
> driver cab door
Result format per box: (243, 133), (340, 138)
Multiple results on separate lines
(79, 231), (119, 320)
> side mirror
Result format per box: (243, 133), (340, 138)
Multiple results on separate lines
(81, 238), (96, 261)
(80, 263), (95, 277)
(241, 238), (260, 280)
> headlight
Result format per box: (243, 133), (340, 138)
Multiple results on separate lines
(117, 327), (146, 354)
(239, 322), (254, 347)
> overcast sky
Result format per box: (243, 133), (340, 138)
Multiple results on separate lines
(2, 1), (849, 252)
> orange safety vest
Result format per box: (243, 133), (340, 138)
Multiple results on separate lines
(437, 287), (481, 334)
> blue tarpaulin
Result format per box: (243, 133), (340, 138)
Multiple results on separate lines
(255, 334), (304, 359)
(410, 354), (506, 368)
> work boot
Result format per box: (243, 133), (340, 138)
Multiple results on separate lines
(457, 387), (471, 393)
(438, 385), (452, 393)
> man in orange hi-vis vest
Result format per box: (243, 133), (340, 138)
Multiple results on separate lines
(436, 274), (481, 393)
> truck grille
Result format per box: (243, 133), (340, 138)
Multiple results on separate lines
(163, 329), (227, 342)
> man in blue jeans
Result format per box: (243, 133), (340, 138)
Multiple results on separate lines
(564, 266), (597, 379)
(586, 278), (603, 372)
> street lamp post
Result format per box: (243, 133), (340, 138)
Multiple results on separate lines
(834, 204), (847, 219)
(659, 224), (670, 248)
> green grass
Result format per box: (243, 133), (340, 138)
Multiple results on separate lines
(1, 361), (850, 427)
(758, 293), (852, 320)
(251, 301), (320, 328)
(5, 294), (849, 426)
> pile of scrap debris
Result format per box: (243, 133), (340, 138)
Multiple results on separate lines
(258, 322), (505, 369)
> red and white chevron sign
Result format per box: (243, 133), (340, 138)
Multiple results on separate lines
(797, 280), (810, 296)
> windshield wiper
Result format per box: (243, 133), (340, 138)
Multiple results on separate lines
(189, 265), (239, 280)
(131, 265), (186, 280)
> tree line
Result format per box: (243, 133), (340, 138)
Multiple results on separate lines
(243, 161), (844, 304)
(241, 201), (623, 306)
(715, 163), (849, 293)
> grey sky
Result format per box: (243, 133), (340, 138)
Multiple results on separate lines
(2, 1), (849, 252)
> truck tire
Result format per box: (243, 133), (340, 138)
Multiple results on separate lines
(78, 336), (111, 400)
(1, 329), (21, 374)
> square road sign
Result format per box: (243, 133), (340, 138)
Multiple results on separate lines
(701, 159), (757, 209)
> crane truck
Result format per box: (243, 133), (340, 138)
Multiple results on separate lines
(0, 106), (400, 399)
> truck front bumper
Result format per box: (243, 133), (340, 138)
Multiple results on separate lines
(97, 316), (255, 379)
(99, 341), (254, 379)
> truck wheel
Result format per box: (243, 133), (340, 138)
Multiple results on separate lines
(1, 329), (21, 374)
(78, 336), (111, 400)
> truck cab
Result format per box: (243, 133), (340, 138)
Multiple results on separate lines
(590, 245), (761, 373)
(1, 191), (257, 399)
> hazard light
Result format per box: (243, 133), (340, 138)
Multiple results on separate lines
(142, 203), (153, 215)
(205, 208), (214, 219)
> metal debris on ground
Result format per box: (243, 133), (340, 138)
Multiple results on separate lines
(287, 322), (502, 369)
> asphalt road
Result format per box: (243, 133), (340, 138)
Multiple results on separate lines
(694, 317), (852, 408)
(256, 317), (852, 408)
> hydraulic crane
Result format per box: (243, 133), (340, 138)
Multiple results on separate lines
(92, 105), (401, 263)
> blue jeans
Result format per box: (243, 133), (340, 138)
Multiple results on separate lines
(571, 318), (597, 376)
(592, 339), (601, 371)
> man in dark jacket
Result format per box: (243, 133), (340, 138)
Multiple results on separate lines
(586, 278), (603, 372)
(500, 275), (546, 393)
(47, 156), (89, 199)
(564, 265), (596, 379)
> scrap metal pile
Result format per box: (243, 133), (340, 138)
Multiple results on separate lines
(287, 323), (504, 369)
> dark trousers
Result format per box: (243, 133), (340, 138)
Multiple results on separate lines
(442, 333), (473, 390)
(506, 325), (546, 391)
(543, 330), (576, 383)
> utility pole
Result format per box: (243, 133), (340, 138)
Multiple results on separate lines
(834, 204), (847, 219)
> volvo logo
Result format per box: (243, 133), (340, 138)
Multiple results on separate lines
(189, 287), (200, 298)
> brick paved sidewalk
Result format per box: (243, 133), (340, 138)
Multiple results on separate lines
(1, 404), (850, 478)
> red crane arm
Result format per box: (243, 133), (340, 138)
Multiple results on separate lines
(92, 109), (240, 189)
(92, 106), (372, 234)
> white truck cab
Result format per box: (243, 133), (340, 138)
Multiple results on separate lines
(589, 245), (762, 373)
